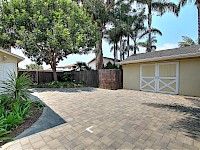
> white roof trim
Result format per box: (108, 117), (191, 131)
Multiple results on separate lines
(119, 52), (200, 65)
(0, 49), (24, 62)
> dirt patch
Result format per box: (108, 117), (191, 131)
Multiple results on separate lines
(0, 107), (43, 147)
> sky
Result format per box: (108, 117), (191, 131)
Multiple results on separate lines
(12, 1), (197, 69)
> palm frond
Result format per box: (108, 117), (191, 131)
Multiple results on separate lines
(152, 2), (179, 16)
(178, 36), (196, 47)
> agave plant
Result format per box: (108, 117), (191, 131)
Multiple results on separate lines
(0, 72), (32, 101)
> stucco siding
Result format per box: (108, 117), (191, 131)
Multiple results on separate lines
(123, 58), (200, 97)
(179, 58), (200, 97)
(0, 51), (18, 63)
(123, 64), (140, 90)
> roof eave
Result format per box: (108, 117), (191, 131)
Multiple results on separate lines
(120, 52), (200, 65)
(0, 49), (24, 62)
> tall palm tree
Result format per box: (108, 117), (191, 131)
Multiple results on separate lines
(128, 9), (162, 54)
(178, 0), (200, 44)
(108, 2), (132, 60)
(138, 36), (158, 52)
(178, 36), (197, 47)
(74, 0), (126, 69)
(131, 28), (162, 54)
(104, 28), (120, 64)
(133, 0), (178, 52)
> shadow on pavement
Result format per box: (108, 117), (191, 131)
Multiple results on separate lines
(14, 97), (66, 140)
(143, 100), (200, 141)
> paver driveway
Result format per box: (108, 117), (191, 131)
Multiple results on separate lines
(2, 88), (200, 150)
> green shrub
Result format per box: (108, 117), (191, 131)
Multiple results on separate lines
(104, 61), (122, 69)
(0, 72), (32, 101)
(32, 81), (85, 88)
(61, 72), (74, 82)
(0, 95), (43, 143)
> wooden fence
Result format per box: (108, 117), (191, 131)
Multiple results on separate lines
(18, 70), (64, 84)
(72, 70), (99, 87)
(19, 69), (122, 89)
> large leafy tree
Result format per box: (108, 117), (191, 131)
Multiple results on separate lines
(178, 0), (200, 44)
(178, 36), (197, 47)
(133, 0), (178, 52)
(1, 0), (98, 81)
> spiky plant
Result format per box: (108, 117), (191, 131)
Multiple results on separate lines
(0, 72), (32, 101)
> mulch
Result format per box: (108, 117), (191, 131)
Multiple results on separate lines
(0, 107), (43, 147)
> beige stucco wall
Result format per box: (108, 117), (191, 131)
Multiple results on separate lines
(123, 63), (140, 90)
(0, 51), (18, 63)
(179, 58), (200, 97)
(123, 57), (200, 97)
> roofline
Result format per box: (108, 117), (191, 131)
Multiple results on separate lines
(119, 52), (200, 65)
(88, 57), (118, 64)
(56, 64), (76, 68)
(0, 49), (24, 62)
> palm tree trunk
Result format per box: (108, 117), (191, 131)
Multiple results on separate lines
(134, 39), (137, 55)
(96, 27), (103, 69)
(127, 34), (130, 57)
(120, 36), (123, 61)
(114, 43), (116, 65)
(197, 3), (200, 44)
(116, 42), (118, 61)
(147, 2), (152, 52)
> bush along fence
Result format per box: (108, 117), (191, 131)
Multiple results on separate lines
(18, 69), (123, 90)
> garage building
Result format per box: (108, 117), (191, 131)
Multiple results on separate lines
(121, 45), (200, 97)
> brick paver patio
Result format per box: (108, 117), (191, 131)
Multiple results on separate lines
(2, 88), (200, 149)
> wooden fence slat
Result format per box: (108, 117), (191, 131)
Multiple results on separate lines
(18, 69), (122, 89)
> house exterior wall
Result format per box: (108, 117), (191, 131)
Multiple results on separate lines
(122, 57), (200, 97)
(0, 51), (18, 63)
(179, 58), (200, 97)
(123, 63), (140, 90)
(88, 61), (96, 70)
(88, 58), (115, 70)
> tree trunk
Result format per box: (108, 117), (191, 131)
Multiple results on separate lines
(147, 2), (152, 52)
(134, 39), (137, 54)
(114, 42), (116, 65)
(96, 28), (103, 69)
(51, 58), (58, 81)
(116, 42), (118, 61)
(197, 4), (200, 44)
(127, 35), (130, 57)
(119, 36), (122, 61)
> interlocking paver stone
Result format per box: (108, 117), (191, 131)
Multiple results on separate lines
(2, 88), (200, 150)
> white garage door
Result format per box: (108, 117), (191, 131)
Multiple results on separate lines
(140, 62), (179, 94)
(0, 63), (17, 91)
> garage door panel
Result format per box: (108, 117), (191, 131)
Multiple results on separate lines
(141, 78), (156, 92)
(141, 65), (155, 77)
(159, 64), (176, 77)
(140, 62), (179, 94)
